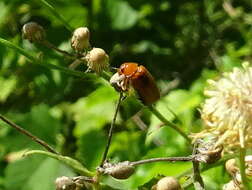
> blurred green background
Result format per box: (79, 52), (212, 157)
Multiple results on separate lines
(0, 0), (251, 189)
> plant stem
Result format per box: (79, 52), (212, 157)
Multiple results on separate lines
(192, 142), (205, 190)
(0, 115), (58, 154)
(239, 147), (249, 190)
(100, 92), (124, 166)
(39, 0), (73, 32)
(0, 38), (97, 80)
(131, 156), (194, 166)
(148, 105), (191, 143)
(41, 40), (76, 58)
(24, 150), (94, 176)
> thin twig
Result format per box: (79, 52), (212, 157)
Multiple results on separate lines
(131, 156), (194, 166)
(0, 115), (58, 154)
(41, 40), (76, 58)
(148, 105), (191, 143)
(100, 92), (124, 166)
(192, 142), (205, 190)
(39, 0), (73, 32)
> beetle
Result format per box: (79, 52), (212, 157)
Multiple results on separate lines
(110, 62), (160, 105)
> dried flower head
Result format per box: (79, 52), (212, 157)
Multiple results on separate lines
(192, 63), (252, 153)
(22, 22), (45, 42)
(85, 48), (109, 73)
(71, 27), (90, 52)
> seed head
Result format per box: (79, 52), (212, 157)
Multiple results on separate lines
(71, 27), (90, 52)
(192, 63), (252, 153)
(22, 22), (45, 43)
(85, 48), (109, 73)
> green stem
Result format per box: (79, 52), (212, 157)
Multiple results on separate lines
(38, 0), (73, 32)
(23, 150), (94, 177)
(148, 105), (191, 143)
(239, 147), (249, 190)
(0, 38), (97, 80)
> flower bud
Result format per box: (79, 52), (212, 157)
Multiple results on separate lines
(156, 177), (182, 190)
(225, 159), (238, 176)
(85, 48), (109, 73)
(55, 176), (76, 190)
(98, 161), (135, 180)
(22, 22), (45, 42)
(71, 27), (90, 52)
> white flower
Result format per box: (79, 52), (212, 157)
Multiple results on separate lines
(193, 63), (252, 152)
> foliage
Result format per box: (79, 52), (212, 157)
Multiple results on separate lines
(0, 0), (252, 189)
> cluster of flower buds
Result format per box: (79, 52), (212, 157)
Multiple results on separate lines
(22, 22), (45, 43)
(223, 156), (252, 190)
(22, 22), (109, 74)
(70, 27), (109, 73)
(97, 161), (135, 180)
(152, 176), (182, 190)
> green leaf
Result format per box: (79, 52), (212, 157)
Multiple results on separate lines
(4, 156), (75, 190)
(0, 76), (17, 103)
(73, 85), (118, 136)
(0, 104), (60, 152)
(76, 130), (106, 170)
(106, 0), (139, 30)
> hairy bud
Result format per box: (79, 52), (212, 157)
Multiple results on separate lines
(85, 48), (109, 73)
(22, 22), (45, 43)
(225, 159), (238, 176)
(156, 177), (182, 190)
(55, 176), (76, 190)
(71, 27), (90, 52)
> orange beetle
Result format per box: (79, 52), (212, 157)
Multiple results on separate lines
(110, 62), (160, 105)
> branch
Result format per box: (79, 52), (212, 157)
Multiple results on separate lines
(192, 142), (205, 190)
(40, 40), (76, 58)
(131, 156), (194, 166)
(100, 92), (124, 166)
(0, 114), (58, 154)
